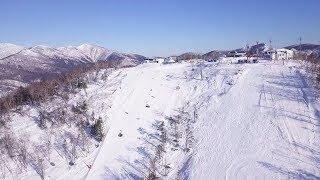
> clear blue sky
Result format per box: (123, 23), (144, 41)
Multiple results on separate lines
(1, 0), (319, 56)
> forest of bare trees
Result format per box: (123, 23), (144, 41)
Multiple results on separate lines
(0, 60), (119, 114)
(0, 61), (113, 179)
(294, 52), (320, 99)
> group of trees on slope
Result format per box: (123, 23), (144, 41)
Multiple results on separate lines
(0, 60), (123, 179)
(0, 60), (123, 114)
(294, 52), (320, 99)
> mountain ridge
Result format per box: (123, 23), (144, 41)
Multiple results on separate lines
(0, 43), (146, 97)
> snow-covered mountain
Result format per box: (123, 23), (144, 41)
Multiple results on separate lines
(285, 43), (320, 52)
(0, 43), (146, 97)
(201, 43), (269, 60)
(0, 43), (25, 59)
(176, 52), (203, 61)
(285, 43), (320, 58)
(76, 43), (113, 62)
(202, 50), (226, 60)
(248, 43), (268, 53)
(230, 43), (268, 54)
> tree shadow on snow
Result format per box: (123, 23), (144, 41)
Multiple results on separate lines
(260, 73), (317, 110)
(258, 161), (320, 180)
(104, 165), (143, 180)
(103, 120), (165, 179)
(104, 109), (195, 179)
(177, 156), (192, 180)
(257, 71), (320, 179)
(259, 72), (320, 123)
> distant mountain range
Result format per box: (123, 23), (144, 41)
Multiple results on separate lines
(176, 43), (269, 61)
(176, 43), (320, 60)
(0, 43), (146, 97)
(1, 42), (319, 97)
(285, 44), (320, 58)
(284, 44), (320, 51)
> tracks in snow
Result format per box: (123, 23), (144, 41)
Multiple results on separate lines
(192, 62), (320, 179)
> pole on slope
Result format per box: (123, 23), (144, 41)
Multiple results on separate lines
(299, 37), (302, 51)
(269, 39), (272, 50)
(200, 63), (203, 80)
(256, 41), (259, 61)
(246, 44), (250, 61)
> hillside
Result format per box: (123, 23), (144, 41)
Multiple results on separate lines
(200, 43), (269, 61)
(0, 43), (146, 97)
(285, 44), (320, 51)
(0, 43), (25, 60)
(1, 59), (319, 179)
(176, 52), (203, 61)
(285, 44), (320, 58)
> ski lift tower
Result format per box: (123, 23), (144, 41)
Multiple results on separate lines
(246, 44), (250, 61)
(299, 37), (302, 51)
(256, 41), (259, 60)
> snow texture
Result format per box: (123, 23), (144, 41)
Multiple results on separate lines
(1, 59), (320, 179)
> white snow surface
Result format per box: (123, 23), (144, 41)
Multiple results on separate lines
(0, 43), (25, 59)
(57, 46), (91, 61)
(30, 45), (67, 59)
(3, 60), (320, 179)
(76, 44), (114, 62)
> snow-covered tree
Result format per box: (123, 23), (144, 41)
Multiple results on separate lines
(91, 117), (105, 142)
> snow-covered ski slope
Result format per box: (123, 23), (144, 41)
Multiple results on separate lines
(85, 60), (320, 179)
(5, 59), (320, 179)
(190, 61), (320, 179)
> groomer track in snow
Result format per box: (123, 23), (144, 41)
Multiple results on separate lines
(191, 61), (320, 179)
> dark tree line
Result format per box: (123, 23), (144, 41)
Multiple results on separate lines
(0, 61), (117, 114)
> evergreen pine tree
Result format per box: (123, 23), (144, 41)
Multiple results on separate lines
(92, 117), (104, 142)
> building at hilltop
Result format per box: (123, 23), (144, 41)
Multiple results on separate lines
(144, 57), (165, 63)
(271, 48), (294, 60)
(164, 56), (177, 64)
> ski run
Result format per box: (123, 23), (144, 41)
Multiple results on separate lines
(2, 59), (320, 180)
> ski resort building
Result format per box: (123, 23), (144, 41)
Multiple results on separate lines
(154, 57), (165, 63)
(271, 48), (294, 60)
(226, 50), (246, 57)
(144, 58), (154, 63)
(145, 57), (165, 63)
(164, 56), (177, 64)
